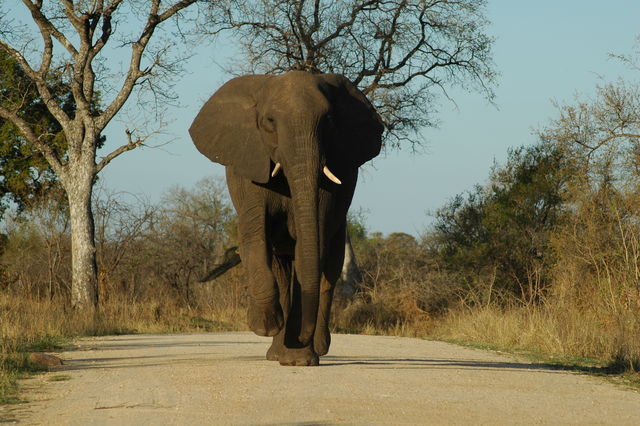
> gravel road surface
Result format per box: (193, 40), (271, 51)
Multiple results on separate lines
(11, 332), (640, 425)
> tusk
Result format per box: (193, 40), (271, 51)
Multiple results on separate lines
(323, 166), (342, 185)
(271, 162), (282, 177)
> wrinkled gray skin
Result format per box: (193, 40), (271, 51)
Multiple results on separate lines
(189, 71), (383, 366)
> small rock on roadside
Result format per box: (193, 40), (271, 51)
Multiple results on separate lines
(29, 353), (64, 368)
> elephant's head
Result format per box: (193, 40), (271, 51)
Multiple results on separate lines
(189, 71), (383, 344)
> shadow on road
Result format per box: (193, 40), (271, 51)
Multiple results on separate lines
(321, 356), (623, 376)
(77, 338), (264, 352)
(321, 356), (562, 372)
(55, 334), (621, 378)
(61, 355), (565, 374)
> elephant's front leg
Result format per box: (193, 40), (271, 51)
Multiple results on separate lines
(314, 223), (347, 356)
(267, 254), (319, 366)
(239, 218), (283, 337)
(266, 255), (292, 361)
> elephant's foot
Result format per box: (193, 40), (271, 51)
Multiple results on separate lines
(277, 346), (319, 367)
(247, 303), (283, 337)
(266, 341), (282, 361)
(314, 328), (331, 356)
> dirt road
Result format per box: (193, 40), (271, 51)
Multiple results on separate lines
(10, 332), (640, 424)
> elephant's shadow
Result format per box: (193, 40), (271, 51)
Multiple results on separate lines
(320, 356), (594, 374)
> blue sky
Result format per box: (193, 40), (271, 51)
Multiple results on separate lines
(91, 0), (640, 236)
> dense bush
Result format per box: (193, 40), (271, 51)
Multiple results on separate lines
(428, 143), (569, 305)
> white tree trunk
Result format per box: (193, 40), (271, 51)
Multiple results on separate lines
(65, 157), (98, 309)
(340, 233), (362, 298)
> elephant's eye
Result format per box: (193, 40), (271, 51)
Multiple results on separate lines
(262, 116), (276, 133)
(324, 112), (336, 128)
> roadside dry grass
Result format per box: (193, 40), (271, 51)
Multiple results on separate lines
(431, 302), (640, 371)
(428, 304), (640, 392)
(0, 291), (246, 406)
(332, 263), (640, 389)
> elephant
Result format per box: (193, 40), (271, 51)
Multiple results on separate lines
(189, 71), (383, 366)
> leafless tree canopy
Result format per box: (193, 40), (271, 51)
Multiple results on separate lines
(0, 0), (203, 308)
(215, 0), (496, 148)
(540, 81), (640, 188)
(0, 1), (202, 176)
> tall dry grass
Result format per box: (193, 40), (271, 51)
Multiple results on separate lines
(433, 302), (639, 369)
(0, 273), (248, 404)
(431, 189), (640, 371)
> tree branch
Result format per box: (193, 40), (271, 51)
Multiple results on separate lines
(0, 40), (72, 131)
(314, 0), (379, 50)
(21, 0), (79, 56)
(97, 0), (197, 129)
(0, 105), (66, 179)
(96, 129), (145, 173)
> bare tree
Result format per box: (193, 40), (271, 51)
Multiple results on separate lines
(0, 188), (71, 298)
(214, 0), (496, 147)
(0, 1), (204, 309)
(142, 177), (235, 303)
(93, 189), (156, 300)
(540, 38), (640, 183)
(540, 81), (640, 187)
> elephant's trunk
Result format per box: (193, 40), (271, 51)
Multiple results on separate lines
(287, 135), (322, 346)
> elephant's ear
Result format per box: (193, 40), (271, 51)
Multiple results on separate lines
(189, 75), (271, 183)
(320, 74), (384, 169)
